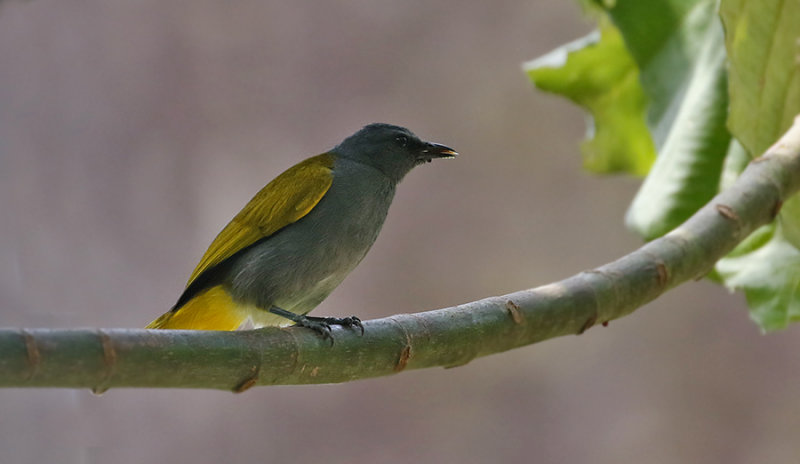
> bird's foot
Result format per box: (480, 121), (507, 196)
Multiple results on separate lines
(294, 316), (363, 344)
(292, 316), (334, 342)
(304, 315), (364, 335)
(269, 307), (363, 344)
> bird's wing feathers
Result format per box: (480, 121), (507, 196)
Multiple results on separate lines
(186, 153), (336, 286)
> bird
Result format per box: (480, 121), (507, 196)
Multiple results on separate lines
(146, 123), (457, 340)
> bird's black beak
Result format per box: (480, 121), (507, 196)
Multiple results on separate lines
(418, 142), (458, 162)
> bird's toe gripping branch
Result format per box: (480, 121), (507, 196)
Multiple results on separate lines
(268, 307), (364, 344)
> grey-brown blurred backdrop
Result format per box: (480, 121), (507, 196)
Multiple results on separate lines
(2, 1), (799, 463)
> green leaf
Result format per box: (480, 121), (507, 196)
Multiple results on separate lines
(716, 225), (800, 331)
(720, 0), (800, 249)
(524, 21), (655, 175)
(600, 0), (731, 240)
(780, 197), (800, 250)
(527, 0), (731, 238)
(593, 0), (708, 145)
(528, 0), (800, 331)
(718, 138), (749, 192)
(711, 0), (800, 331)
(720, 0), (800, 157)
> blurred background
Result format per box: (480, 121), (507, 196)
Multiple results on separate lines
(1, 1), (799, 463)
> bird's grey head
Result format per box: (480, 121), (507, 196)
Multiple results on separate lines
(333, 123), (457, 183)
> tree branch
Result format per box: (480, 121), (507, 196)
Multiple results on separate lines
(3, 115), (800, 392)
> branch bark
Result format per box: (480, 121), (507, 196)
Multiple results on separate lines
(3, 116), (800, 392)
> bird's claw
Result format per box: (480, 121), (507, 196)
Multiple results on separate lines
(334, 316), (364, 335)
(295, 315), (364, 344)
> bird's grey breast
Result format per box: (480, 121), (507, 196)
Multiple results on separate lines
(230, 158), (397, 313)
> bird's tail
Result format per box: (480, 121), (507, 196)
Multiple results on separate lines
(146, 285), (248, 330)
(145, 312), (174, 329)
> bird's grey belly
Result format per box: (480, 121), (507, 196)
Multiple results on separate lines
(227, 165), (395, 317)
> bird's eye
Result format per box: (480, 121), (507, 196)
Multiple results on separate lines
(395, 135), (408, 147)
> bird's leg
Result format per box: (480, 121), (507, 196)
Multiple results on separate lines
(268, 307), (364, 343)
